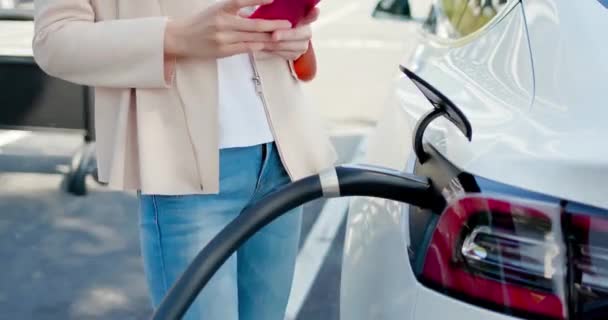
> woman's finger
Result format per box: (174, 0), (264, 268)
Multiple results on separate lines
(272, 26), (312, 41)
(220, 31), (275, 43)
(226, 16), (292, 32)
(264, 40), (310, 52)
(219, 42), (266, 57)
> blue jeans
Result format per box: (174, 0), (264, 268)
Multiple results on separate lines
(138, 143), (302, 320)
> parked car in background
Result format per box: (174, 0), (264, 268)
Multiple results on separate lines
(341, 0), (608, 319)
(0, 0), (99, 195)
(0, 0), (33, 18)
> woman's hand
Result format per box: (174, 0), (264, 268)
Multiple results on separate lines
(164, 0), (293, 59)
(263, 7), (320, 61)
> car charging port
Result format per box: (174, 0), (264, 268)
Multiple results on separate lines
(152, 164), (442, 320)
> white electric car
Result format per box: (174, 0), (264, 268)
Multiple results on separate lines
(341, 0), (608, 319)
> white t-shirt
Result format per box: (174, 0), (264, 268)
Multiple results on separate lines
(216, 54), (274, 149)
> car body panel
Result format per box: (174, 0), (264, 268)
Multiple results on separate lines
(341, 0), (607, 319)
(341, 197), (419, 320)
(413, 283), (518, 320)
(0, 20), (34, 57)
(0, 0), (34, 57)
(517, 0), (608, 210)
(414, 0), (608, 210)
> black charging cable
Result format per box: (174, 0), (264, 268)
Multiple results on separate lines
(152, 164), (442, 320)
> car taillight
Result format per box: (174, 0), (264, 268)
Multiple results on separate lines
(569, 214), (608, 319)
(421, 195), (567, 319)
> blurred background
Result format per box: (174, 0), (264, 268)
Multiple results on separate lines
(0, 0), (415, 319)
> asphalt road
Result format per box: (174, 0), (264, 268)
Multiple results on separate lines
(0, 0), (415, 318)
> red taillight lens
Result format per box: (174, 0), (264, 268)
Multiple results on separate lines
(570, 214), (608, 319)
(421, 196), (567, 319)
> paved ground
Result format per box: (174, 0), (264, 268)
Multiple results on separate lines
(0, 0), (415, 319)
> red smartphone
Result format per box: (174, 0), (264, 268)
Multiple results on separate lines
(249, 0), (321, 81)
(249, 0), (321, 26)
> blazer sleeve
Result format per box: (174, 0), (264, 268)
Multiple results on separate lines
(33, 0), (174, 89)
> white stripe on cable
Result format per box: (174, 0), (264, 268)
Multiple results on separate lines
(285, 138), (367, 320)
(0, 130), (30, 147)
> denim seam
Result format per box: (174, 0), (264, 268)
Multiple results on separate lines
(151, 195), (170, 295)
(253, 143), (271, 197)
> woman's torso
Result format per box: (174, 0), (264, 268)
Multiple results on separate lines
(36, 0), (338, 195)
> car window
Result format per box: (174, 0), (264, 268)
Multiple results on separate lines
(426, 0), (510, 39)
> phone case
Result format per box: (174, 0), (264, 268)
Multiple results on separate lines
(249, 0), (321, 81)
(293, 42), (316, 81)
(249, 0), (321, 26)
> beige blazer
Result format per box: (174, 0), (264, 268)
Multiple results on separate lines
(32, 0), (337, 195)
